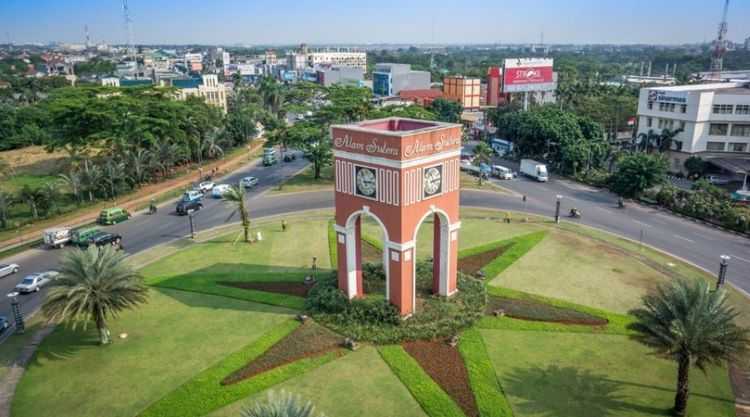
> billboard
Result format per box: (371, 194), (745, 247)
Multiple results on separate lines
(647, 90), (687, 104)
(503, 58), (555, 93)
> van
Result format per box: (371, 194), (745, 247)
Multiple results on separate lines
(263, 148), (277, 166)
(98, 207), (130, 225)
(42, 228), (71, 248)
(71, 227), (100, 247)
(492, 165), (514, 180)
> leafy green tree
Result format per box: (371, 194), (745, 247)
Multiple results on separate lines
(223, 185), (251, 243)
(610, 153), (668, 197)
(368, 105), (437, 120)
(125, 149), (153, 187)
(59, 171), (83, 204)
(304, 137), (332, 180)
(241, 391), (323, 417)
(0, 191), (14, 229)
(429, 98), (462, 123)
(316, 85), (372, 124)
(40, 182), (62, 216)
(102, 158), (127, 199)
(19, 185), (45, 219)
(629, 279), (749, 416)
(79, 159), (103, 202)
(42, 245), (148, 345)
(684, 156), (706, 179)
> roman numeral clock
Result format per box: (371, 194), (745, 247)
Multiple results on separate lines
(331, 117), (463, 317)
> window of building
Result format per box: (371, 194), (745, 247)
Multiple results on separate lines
(646, 117), (653, 127)
(658, 119), (675, 129)
(679, 121), (686, 130)
(680, 104), (687, 113)
(713, 104), (734, 114)
(659, 103), (676, 112)
(647, 101), (653, 110)
(706, 141), (726, 152)
(729, 143), (748, 152)
(709, 123), (729, 136)
(731, 124), (750, 137)
(736, 105), (750, 115)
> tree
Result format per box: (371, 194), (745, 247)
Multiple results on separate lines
(658, 128), (684, 153)
(42, 245), (148, 345)
(79, 159), (103, 202)
(472, 142), (493, 185)
(636, 129), (660, 153)
(429, 98), (463, 123)
(223, 185), (251, 243)
(19, 185), (45, 219)
(304, 137), (332, 180)
(0, 191), (14, 229)
(684, 156), (707, 179)
(59, 171), (83, 204)
(40, 182), (62, 216)
(202, 130), (225, 160)
(241, 391), (323, 417)
(610, 153), (668, 198)
(102, 158), (127, 199)
(126, 149), (153, 187)
(628, 279), (748, 416)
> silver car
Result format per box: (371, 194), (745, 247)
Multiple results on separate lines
(0, 263), (20, 279)
(15, 271), (58, 293)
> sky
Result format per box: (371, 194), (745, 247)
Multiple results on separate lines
(1, 0), (749, 46)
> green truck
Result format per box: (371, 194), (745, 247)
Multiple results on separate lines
(70, 227), (100, 247)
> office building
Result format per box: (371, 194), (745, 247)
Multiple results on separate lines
(316, 66), (364, 86)
(636, 82), (750, 173)
(443, 76), (481, 109)
(372, 63), (430, 97)
(486, 66), (502, 107)
(172, 74), (228, 113)
(185, 53), (203, 72)
(308, 51), (366, 70)
(399, 89), (443, 107)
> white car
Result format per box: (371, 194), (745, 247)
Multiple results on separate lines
(492, 165), (514, 180)
(212, 184), (231, 198)
(15, 271), (59, 293)
(197, 181), (215, 193)
(240, 176), (259, 188)
(0, 263), (20, 279)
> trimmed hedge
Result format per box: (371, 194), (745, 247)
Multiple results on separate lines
(139, 320), (341, 417)
(458, 328), (514, 417)
(327, 219), (338, 267)
(479, 286), (634, 335)
(378, 345), (466, 417)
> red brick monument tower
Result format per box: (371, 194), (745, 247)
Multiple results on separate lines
(332, 117), (463, 316)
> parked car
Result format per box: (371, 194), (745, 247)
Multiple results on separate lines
(15, 271), (59, 293)
(240, 176), (259, 188)
(0, 316), (9, 333)
(176, 199), (203, 215)
(197, 181), (215, 193)
(0, 263), (20, 278)
(182, 190), (203, 203)
(706, 175), (732, 186)
(78, 232), (122, 249)
(98, 207), (131, 225)
(492, 165), (514, 180)
(212, 184), (231, 198)
(43, 227), (72, 248)
(283, 154), (296, 162)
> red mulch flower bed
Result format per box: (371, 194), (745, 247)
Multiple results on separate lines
(403, 340), (479, 417)
(457, 247), (505, 275)
(218, 281), (312, 297)
(486, 296), (608, 326)
(222, 321), (344, 385)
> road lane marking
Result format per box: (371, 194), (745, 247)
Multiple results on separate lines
(672, 234), (695, 243)
(730, 255), (750, 264)
(633, 220), (651, 228)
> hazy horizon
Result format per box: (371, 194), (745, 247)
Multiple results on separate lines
(1, 0), (749, 46)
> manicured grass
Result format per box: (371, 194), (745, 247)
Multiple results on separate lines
(12, 289), (294, 417)
(208, 346), (429, 417)
(141, 217), (332, 309)
(379, 345), (466, 417)
(0, 315), (45, 381)
(458, 328), (513, 417)
(491, 227), (673, 314)
(327, 219), (338, 266)
(459, 173), (511, 194)
(480, 329), (735, 417)
(270, 164), (334, 194)
(0, 174), (63, 193)
(459, 232), (547, 279)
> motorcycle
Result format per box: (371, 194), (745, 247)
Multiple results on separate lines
(617, 197), (625, 209)
(148, 202), (157, 215)
(569, 208), (582, 219)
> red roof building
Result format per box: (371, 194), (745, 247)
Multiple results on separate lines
(398, 89), (443, 107)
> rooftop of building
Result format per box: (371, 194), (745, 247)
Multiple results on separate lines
(715, 87), (750, 95)
(645, 82), (749, 92)
(334, 117), (459, 136)
(398, 89), (443, 99)
(172, 78), (202, 89)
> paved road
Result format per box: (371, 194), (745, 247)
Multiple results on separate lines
(2, 152), (750, 343)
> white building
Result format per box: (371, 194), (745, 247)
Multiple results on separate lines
(308, 51), (366, 70)
(636, 82), (750, 172)
(172, 74), (228, 113)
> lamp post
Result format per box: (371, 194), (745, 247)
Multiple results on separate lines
(716, 255), (730, 290)
(7, 292), (24, 334)
(188, 212), (195, 239)
(554, 195), (562, 224)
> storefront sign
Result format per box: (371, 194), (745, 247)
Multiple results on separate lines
(648, 90), (688, 104)
(404, 135), (461, 158)
(334, 135), (399, 157)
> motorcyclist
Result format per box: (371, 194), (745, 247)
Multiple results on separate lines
(569, 207), (581, 218)
(618, 197), (625, 208)
(149, 199), (157, 214)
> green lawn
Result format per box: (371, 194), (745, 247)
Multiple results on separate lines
(208, 346), (429, 417)
(0, 174), (62, 193)
(11, 289), (294, 417)
(269, 164), (334, 194)
(0, 315), (45, 381)
(481, 329), (735, 417)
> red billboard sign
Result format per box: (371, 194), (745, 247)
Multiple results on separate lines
(502, 58), (556, 93)
(504, 66), (554, 86)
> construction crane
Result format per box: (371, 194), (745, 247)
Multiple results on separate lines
(710, 0), (730, 78)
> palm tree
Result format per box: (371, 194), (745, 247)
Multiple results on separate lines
(126, 149), (153, 187)
(40, 183), (62, 216)
(102, 158), (126, 199)
(223, 185), (251, 243)
(658, 128), (685, 153)
(628, 279), (749, 416)
(241, 391), (322, 417)
(202, 130), (225, 160)
(472, 142), (493, 185)
(59, 171), (83, 204)
(79, 159), (103, 202)
(154, 142), (188, 178)
(19, 185), (45, 219)
(42, 245), (148, 345)
(635, 129), (660, 153)
(0, 191), (14, 229)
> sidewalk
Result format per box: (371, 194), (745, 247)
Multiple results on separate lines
(0, 140), (266, 253)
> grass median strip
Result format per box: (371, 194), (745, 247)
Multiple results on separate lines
(457, 328), (514, 417)
(139, 320), (342, 417)
(378, 345), (467, 417)
(462, 232), (546, 279)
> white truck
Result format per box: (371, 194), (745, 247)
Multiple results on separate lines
(43, 228), (72, 248)
(520, 159), (549, 182)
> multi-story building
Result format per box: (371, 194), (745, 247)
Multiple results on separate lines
(316, 66), (364, 87)
(308, 51), (366, 70)
(443, 76), (481, 109)
(636, 82), (750, 173)
(172, 74), (228, 113)
(372, 63), (430, 97)
(486, 66), (502, 107)
(184, 53), (203, 73)
(399, 89), (443, 107)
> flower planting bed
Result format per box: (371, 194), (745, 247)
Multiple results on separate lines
(485, 296), (608, 326)
(403, 340), (479, 417)
(218, 281), (312, 297)
(457, 247), (506, 276)
(221, 321), (344, 385)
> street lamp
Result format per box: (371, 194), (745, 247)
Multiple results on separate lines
(188, 212), (195, 239)
(554, 195), (563, 224)
(7, 291), (24, 334)
(716, 255), (731, 290)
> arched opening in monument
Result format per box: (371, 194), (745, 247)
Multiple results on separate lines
(413, 209), (453, 304)
(343, 210), (390, 300)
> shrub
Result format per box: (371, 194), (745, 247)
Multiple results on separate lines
(305, 275), (349, 314)
(345, 298), (400, 326)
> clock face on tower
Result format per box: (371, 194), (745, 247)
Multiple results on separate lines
(355, 166), (378, 199)
(423, 165), (443, 198)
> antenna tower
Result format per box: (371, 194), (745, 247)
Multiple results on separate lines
(122, 0), (134, 59)
(710, 0), (730, 78)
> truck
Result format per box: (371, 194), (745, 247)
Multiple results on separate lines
(262, 148), (277, 166)
(520, 159), (549, 182)
(490, 138), (514, 157)
(43, 227), (72, 248)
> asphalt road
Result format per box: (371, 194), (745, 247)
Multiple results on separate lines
(2, 151), (749, 343)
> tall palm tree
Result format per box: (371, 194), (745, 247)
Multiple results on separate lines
(59, 171), (83, 204)
(126, 149), (153, 187)
(201, 131), (225, 160)
(628, 279), (749, 416)
(18, 185), (45, 219)
(241, 391), (322, 417)
(40, 183), (62, 216)
(472, 142), (493, 185)
(102, 158), (126, 199)
(79, 159), (103, 202)
(223, 185), (251, 243)
(658, 128), (685, 153)
(635, 129), (660, 153)
(42, 245), (148, 345)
